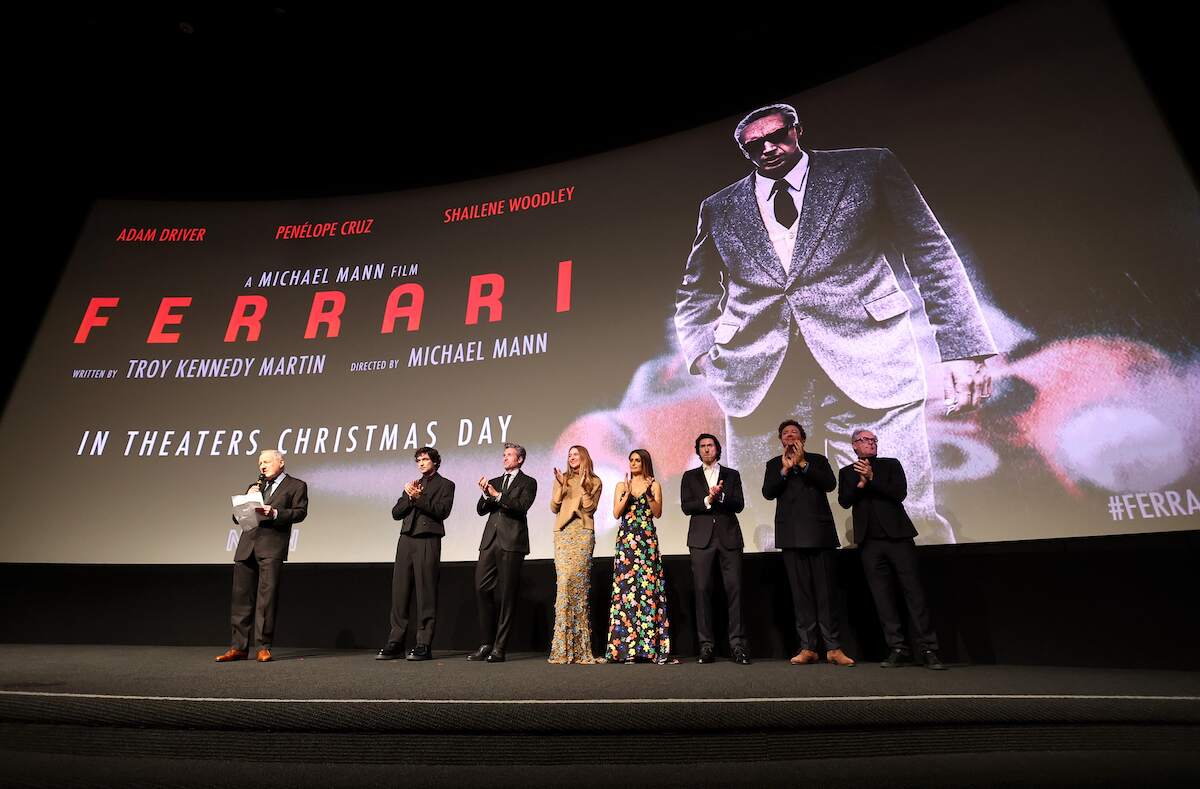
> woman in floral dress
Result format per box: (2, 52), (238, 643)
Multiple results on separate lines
(606, 449), (675, 664)
(548, 445), (603, 664)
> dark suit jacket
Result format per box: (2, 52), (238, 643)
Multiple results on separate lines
(476, 469), (537, 555)
(761, 452), (839, 549)
(837, 456), (917, 545)
(675, 148), (996, 416)
(680, 465), (745, 550)
(233, 474), (308, 562)
(392, 471), (455, 538)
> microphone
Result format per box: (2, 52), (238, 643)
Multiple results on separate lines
(255, 473), (274, 516)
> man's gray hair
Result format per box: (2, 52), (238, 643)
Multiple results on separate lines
(260, 448), (284, 463)
(850, 428), (875, 442)
(504, 442), (526, 464)
(734, 103), (801, 147)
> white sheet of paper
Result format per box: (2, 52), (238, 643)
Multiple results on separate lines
(232, 491), (265, 533)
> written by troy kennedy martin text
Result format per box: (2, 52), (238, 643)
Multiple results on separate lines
(125, 356), (326, 379)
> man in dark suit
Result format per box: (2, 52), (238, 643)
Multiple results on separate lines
(377, 446), (455, 662)
(675, 103), (996, 543)
(216, 449), (308, 664)
(470, 442), (537, 663)
(762, 420), (855, 667)
(838, 429), (946, 670)
(681, 432), (750, 665)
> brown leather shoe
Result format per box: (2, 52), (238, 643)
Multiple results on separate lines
(256, 648), (273, 663)
(215, 648), (248, 663)
(826, 648), (856, 667)
(789, 649), (819, 665)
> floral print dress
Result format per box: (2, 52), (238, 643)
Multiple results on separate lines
(606, 488), (671, 663)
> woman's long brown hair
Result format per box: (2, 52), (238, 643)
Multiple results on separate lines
(568, 445), (600, 494)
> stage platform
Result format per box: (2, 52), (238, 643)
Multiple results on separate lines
(2, 644), (1199, 787)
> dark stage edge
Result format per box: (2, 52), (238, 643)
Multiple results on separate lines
(2, 645), (1199, 787)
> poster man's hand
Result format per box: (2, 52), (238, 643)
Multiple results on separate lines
(942, 357), (992, 414)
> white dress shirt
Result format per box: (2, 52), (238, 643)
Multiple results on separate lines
(702, 462), (721, 509)
(753, 152), (811, 275)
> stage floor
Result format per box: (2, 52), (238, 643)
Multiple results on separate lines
(3, 645), (1199, 787)
(3, 644), (1197, 701)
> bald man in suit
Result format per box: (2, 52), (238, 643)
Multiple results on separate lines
(216, 449), (308, 664)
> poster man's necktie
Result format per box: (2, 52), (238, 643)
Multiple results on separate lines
(772, 179), (798, 228)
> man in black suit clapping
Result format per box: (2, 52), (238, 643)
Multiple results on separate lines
(838, 429), (946, 670)
(762, 420), (855, 667)
(470, 442), (537, 663)
(681, 433), (749, 665)
(377, 446), (455, 662)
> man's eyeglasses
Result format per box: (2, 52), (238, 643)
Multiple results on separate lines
(853, 437), (878, 444)
(741, 125), (795, 156)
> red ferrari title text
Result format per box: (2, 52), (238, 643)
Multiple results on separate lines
(73, 261), (573, 344)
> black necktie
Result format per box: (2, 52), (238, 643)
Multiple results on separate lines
(772, 179), (798, 228)
(262, 479), (273, 502)
(501, 473), (511, 493)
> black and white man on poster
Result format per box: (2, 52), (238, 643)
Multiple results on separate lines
(674, 103), (996, 543)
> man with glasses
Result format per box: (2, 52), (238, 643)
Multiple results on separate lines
(838, 430), (946, 670)
(674, 102), (996, 543)
(378, 446), (455, 662)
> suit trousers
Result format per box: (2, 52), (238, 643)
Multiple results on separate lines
(389, 533), (441, 646)
(780, 547), (842, 651)
(689, 542), (746, 650)
(475, 542), (524, 651)
(230, 552), (283, 650)
(723, 330), (950, 544)
(860, 537), (938, 653)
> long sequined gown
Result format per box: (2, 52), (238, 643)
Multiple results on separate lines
(549, 475), (600, 664)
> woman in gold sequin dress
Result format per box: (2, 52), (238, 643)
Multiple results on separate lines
(548, 445), (603, 664)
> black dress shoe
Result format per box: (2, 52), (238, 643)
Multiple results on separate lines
(376, 641), (404, 660)
(732, 647), (752, 665)
(880, 649), (912, 668)
(922, 650), (947, 670)
(467, 644), (492, 661)
(485, 649), (506, 663)
(406, 644), (432, 661)
(697, 644), (716, 664)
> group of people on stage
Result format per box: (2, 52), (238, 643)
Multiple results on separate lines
(216, 420), (946, 671)
(212, 99), (991, 672)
